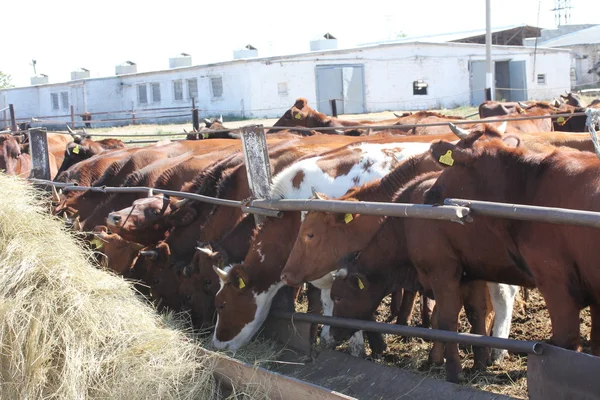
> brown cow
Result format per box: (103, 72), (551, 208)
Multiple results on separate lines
(89, 225), (144, 276)
(478, 101), (526, 118)
(425, 134), (600, 379)
(211, 138), (436, 354)
(56, 136), (126, 176)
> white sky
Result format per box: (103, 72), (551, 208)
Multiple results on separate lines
(2, 0), (600, 87)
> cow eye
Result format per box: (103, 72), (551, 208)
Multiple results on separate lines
(204, 279), (211, 288)
(306, 233), (314, 239)
(152, 209), (160, 215)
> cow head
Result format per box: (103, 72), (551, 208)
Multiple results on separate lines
(425, 135), (522, 207)
(89, 226), (144, 275)
(179, 242), (229, 329)
(106, 193), (175, 245)
(267, 98), (322, 133)
(0, 134), (23, 175)
(132, 241), (184, 311)
(281, 190), (380, 286)
(56, 141), (95, 175)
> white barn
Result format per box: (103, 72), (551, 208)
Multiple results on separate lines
(0, 40), (571, 128)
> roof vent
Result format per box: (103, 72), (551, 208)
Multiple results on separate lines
(310, 33), (338, 51)
(169, 53), (192, 68)
(30, 74), (49, 85)
(233, 44), (259, 59)
(115, 61), (137, 75)
(70, 68), (90, 81)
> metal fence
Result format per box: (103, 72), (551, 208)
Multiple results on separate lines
(21, 107), (600, 400)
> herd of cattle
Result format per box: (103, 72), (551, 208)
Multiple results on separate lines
(2, 92), (600, 384)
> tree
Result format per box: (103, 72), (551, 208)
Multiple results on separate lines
(0, 71), (14, 89)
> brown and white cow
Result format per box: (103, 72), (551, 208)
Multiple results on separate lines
(211, 139), (434, 353)
(424, 134), (600, 380)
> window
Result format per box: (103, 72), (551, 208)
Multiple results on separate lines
(137, 84), (148, 104)
(173, 80), (183, 101)
(278, 82), (288, 96)
(151, 83), (161, 103)
(413, 80), (428, 96)
(60, 91), (69, 110)
(51, 93), (59, 110)
(187, 78), (198, 100)
(210, 76), (223, 98)
(537, 74), (546, 84)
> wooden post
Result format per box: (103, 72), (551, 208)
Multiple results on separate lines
(70, 105), (75, 129)
(240, 124), (271, 226)
(28, 128), (51, 180)
(9, 104), (17, 132)
(329, 99), (338, 117)
(191, 97), (199, 131)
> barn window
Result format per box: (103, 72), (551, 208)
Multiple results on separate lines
(413, 80), (428, 95)
(51, 93), (59, 110)
(537, 74), (546, 84)
(151, 83), (161, 103)
(278, 82), (288, 96)
(173, 80), (183, 101)
(210, 76), (223, 98)
(137, 84), (148, 105)
(60, 91), (69, 110)
(187, 78), (198, 100)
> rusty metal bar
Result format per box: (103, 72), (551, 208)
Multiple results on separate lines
(70, 105), (75, 129)
(240, 124), (272, 225)
(248, 198), (472, 223)
(28, 129), (51, 180)
(271, 310), (543, 355)
(9, 104), (17, 132)
(445, 198), (600, 229)
(192, 97), (199, 131)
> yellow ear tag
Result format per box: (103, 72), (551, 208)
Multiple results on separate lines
(202, 132), (209, 139)
(439, 150), (455, 166)
(90, 237), (103, 249)
(344, 213), (354, 224)
(557, 117), (566, 125)
(357, 277), (365, 290)
(294, 112), (302, 120)
(72, 145), (80, 154)
(238, 277), (246, 289)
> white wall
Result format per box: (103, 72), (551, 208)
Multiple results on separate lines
(0, 41), (572, 127)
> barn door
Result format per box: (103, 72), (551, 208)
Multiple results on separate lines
(508, 60), (527, 102)
(72, 86), (85, 114)
(469, 61), (487, 106)
(316, 65), (365, 116)
(316, 67), (343, 116)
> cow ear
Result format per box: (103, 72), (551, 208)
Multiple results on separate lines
(232, 268), (249, 290)
(430, 141), (475, 167)
(502, 135), (521, 148)
(168, 207), (197, 227)
(334, 212), (360, 225)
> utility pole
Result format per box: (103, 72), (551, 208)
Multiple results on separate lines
(485, 0), (493, 101)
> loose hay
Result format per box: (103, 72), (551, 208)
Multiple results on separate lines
(0, 174), (220, 399)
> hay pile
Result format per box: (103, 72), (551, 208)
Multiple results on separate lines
(0, 174), (219, 399)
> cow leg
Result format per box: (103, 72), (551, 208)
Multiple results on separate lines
(590, 304), (600, 356)
(462, 281), (493, 371)
(428, 304), (445, 366)
(318, 287), (337, 348)
(432, 278), (464, 383)
(306, 283), (323, 344)
(365, 328), (387, 356)
(396, 289), (417, 326)
(348, 331), (366, 358)
(539, 281), (581, 352)
(487, 283), (519, 363)
(420, 294), (435, 328)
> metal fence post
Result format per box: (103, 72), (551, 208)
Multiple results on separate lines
(240, 124), (272, 226)
(28, 128), (51, 180)
(70, 105), (75, 129)
(9, 104), (17, 132)
(329, 99), (338, 117)
(191, 97), (199, 131)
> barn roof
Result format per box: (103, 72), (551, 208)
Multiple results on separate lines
(538, 24), (600, 47)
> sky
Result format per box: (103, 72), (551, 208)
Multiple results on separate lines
(2, 0), (600, 87)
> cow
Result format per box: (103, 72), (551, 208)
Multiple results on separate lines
(89, 225), (144, 276)
(211, 138), (434, 355)
(560, 91), (584, 108)
(56, 135), (126, 177)
(424, 132), (600, 381)
(478, 101), (526, 118)
(0, 134), (59, 178)
(81, 112), (92, 128)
